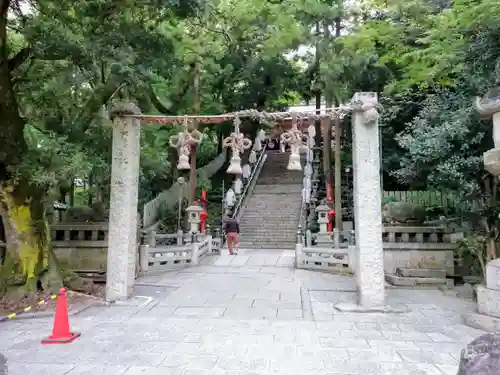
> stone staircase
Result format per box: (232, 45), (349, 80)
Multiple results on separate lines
(237, 151), (303, 249)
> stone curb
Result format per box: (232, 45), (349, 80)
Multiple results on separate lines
(3, 291), (108, 322)
(5, 303), (94, 321)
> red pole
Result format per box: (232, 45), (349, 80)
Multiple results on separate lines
(326, 183), (334, 204)
(328, 209), (335, 232)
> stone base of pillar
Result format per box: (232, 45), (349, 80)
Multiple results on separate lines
(334, 302), (409, 314)
(477, 285), (500, 318)
(465, 259), (500, 332)
(464, 312), (500, 333)
(316, 233), (333, 246)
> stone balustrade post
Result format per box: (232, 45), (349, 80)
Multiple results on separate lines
(295, 243), (303, 269)
(176, 229), (184, 245)
(147, 231), (156, 248)
(306, 229), (313, 247)
(207, 234), (213, 253)
(106, 102), (141, 302)
(138, 245), (149, 274)
(191, 242), (199, 265)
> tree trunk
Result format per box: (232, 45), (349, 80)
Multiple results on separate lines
(486, 236), (497, 263)
(334, 118), (342, 233)
(322, 117), (333, 203)
(87, 174), (94, 206)
(0, 183), (90, 297)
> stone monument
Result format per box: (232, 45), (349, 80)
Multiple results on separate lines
(334, 92), (405, 313)
(106, 102), (141, 302)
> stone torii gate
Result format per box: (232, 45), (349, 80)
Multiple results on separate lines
(105, 93), (388, 312)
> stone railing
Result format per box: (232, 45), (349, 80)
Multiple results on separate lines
(138, 232), (217, 274)
(298, 225), (461, 276)
(296, 244), (355, 274)
(233, 144), (268, 220)
(51, 223), (109, 280)
(382, 225), (460, 275)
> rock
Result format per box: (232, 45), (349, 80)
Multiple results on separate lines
(457, 333), (500, 375)
(0, 354), (6, 375)
(382, 201), (426, 224)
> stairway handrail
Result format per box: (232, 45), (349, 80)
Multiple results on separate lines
(233, 144), (268, 220)
(297, 155), (307, 244)
(297, 195), (306, 243)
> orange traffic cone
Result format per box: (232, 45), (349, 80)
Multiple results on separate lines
(41, 288), (80, 344)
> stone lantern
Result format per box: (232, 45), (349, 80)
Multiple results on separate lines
(315, 204), (333, 245)
(466, 89), (500, 331)
(315, 204), (330, 233)
(186, 205), (203, 234)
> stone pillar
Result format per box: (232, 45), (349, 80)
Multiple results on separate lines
(466, 92), (500, 331)
(351, 92), (385, 308)
(106, 102), (141, 302)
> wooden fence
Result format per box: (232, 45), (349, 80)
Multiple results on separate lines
(383, 191), (481, 211)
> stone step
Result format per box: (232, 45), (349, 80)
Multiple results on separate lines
(241, 219), (298, 223)
(240, 227), (297, 231)
(252, 186), (302, 193)
(241, 212), (300, 217)
(385, 274), (454, 288)
(237, 243), (296, 249)
(239, 224), (298, 228)
(395, 268), (447, 279)
(239, 230), (297, 234)
(243, 208), (300, 212)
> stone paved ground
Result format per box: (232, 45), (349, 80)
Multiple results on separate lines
(0, 249), (485, 375)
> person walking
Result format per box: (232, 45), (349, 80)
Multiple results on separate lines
(224, 211), (240, 255)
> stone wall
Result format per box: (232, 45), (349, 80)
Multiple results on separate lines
(382, 226), (460, 276)
(303, 225), (460, 276)
(51, 223), (109, 280)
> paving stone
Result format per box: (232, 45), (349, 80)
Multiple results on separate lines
(66, 365), (130, 375)
(7, 364), (76, 375)
(436, 364), (460, 375)
(276, 308), (303, 319)
(319, 337), (370, 349)
(173, 307), (226, 317)
(123, 366), (184, 375)
(347, 348), (403, 362)
(397, 349), (459, 365)
(0, 253), (487, 375)
(229, 256), (250, 266)
(159, 353), (218, 369)
(252, 299), (301, 309)
(378, 362), (444, 375)
(223, 307), (277, 319)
